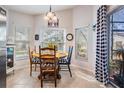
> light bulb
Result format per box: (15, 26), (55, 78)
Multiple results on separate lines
(44, 16), (49, 20)
(47, 12), (54, 18)
(52, 16), (57, 21)
(48, 19), (52, 24)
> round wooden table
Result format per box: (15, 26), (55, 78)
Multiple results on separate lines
(32, 50), (68, 79)
(32, 50), (68, 59)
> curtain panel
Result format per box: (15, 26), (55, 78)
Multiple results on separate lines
(95, 5), (109, 85)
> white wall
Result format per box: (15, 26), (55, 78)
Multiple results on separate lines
(7, 5), (122, 74)
(6, 5), (100, 74)
(33, 6), (97, 74)
(57, 9), (73, 48)
(71, 5), (120, 74)
(72, 5), (97, 73)
(7, 10), (34, 48)
(73, 6), (94, 28)
(7, 6), (97, 74)
(33, 14), (45, 51)
(92, 6), (99, 73)
(33, 9), (73, 52)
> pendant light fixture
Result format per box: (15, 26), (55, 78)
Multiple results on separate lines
(44, 5), (59, 27)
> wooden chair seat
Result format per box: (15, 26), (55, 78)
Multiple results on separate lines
(38, 67), (59, 79)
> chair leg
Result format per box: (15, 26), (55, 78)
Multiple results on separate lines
(55, 81), (57, 87)
(57, 66), (61, 79)
(55, 74), (57, 87)
(41, 75), (43, 88)
(68, 64), (72, 77)
(58, 64), (60, 70)
(41, 80), (43, 88)
(30, 65), (32, 76)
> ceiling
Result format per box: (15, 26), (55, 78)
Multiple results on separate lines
(113, 7), (124, 22)
(3, 5), (76, 15)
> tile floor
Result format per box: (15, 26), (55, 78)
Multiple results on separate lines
(7, 59), (106, 88)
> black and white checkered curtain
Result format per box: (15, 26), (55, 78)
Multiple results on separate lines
(95, 5), (109, 84)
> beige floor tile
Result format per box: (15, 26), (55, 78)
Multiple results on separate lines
(7, 59), (106, 88)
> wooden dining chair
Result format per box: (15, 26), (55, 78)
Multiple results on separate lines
(28, 47), (40, 76)
(39, 46), (58, 88)
(58, 46), (73, 77)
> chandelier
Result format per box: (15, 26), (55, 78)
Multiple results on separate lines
(44, 5), (59, 27)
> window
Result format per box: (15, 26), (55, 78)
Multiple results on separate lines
(0, 21), (6, 41)
(41, 28), (65, 50)
(15, 26), (30, 59)
(75, 27), (90, 61)
(109, 7), (124, 87)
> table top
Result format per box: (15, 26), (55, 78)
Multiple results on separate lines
(32, 50), (68, 59)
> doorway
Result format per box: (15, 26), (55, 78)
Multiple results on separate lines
(108, 6), (124, 87)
